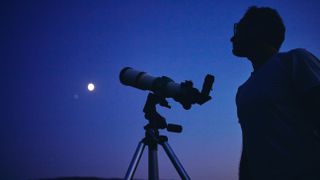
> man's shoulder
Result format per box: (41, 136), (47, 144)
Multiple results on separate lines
(277, 48), (319, 66)
(281, 48), (317, 59)
(280, 48), (308, 57)
(287, 48), (308, 53)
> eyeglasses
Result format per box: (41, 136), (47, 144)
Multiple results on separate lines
(233, 23), (238, 36)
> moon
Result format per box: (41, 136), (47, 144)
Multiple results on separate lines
(87, 83), (95, 91)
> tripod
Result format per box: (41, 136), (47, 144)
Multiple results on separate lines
(124, 93), (191, 180)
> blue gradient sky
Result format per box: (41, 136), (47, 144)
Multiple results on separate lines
(2, 0), (320, 179)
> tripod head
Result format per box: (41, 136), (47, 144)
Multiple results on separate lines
(143, 93), (183, 133)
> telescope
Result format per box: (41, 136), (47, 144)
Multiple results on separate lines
(119, 67), (214, 109)
(120, 67), (215, 180)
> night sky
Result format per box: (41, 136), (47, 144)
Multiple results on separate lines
(2, 0), (320, 179)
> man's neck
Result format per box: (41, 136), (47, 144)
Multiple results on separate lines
(248, 46), (278, 71)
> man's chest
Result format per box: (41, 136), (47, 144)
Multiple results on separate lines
(236, 60), (298, 119)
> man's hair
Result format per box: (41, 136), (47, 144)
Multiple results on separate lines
(242, 6), (286, 50)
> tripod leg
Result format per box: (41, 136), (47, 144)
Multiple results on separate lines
(125, 140), (146, 180)
(148, 144), (159, 180)
(161, 141), (191, 180)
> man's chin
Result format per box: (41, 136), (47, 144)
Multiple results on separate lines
(232, 48), (247, 57)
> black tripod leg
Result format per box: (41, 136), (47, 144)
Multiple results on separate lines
(125, 140), (146, 180)
(161, 141), (191, 180)
(148, 144), (159, 180)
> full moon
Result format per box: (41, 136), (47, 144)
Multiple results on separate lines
(87, 83), (95, 91)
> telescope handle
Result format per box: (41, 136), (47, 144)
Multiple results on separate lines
(167, 124), (183, 133)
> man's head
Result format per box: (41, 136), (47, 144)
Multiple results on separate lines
(231, 6), (286, 57)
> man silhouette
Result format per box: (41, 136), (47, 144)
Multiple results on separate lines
(231, 6), (320, 180)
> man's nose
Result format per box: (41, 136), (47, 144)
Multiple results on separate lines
(230, 36), (235, 42)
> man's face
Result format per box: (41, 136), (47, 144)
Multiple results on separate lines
(230, 19), (255, 57)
